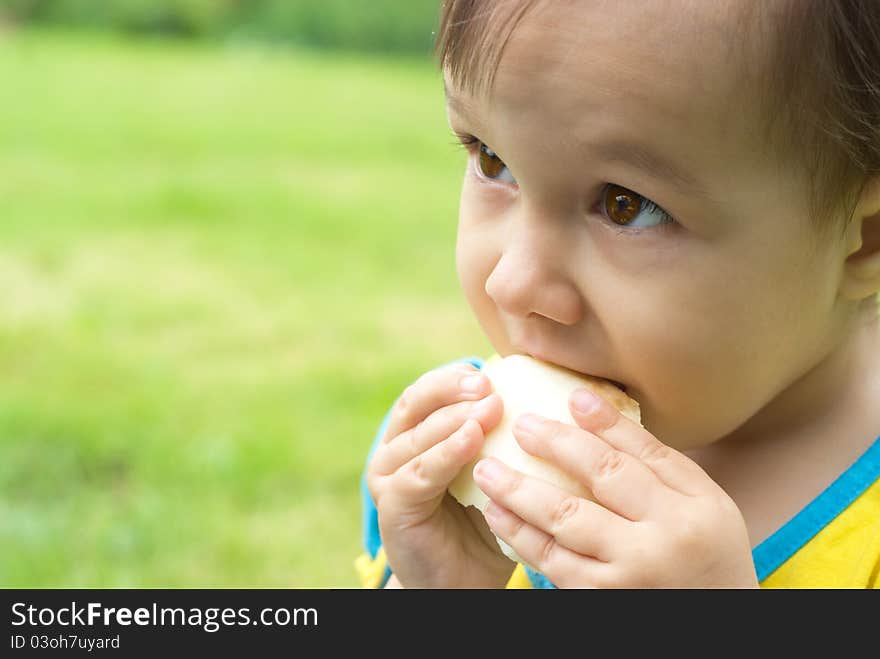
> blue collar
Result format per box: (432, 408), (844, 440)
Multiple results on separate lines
(752, 435), (880, 581)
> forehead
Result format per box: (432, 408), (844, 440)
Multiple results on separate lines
(448, 0), (773, 182)
(509, 1), (758, 118)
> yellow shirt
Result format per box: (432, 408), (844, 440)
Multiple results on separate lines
(357, 356), (880, 589)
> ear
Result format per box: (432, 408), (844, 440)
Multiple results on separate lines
(839, 176), (880, 301)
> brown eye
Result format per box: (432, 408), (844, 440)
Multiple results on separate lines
(478, 143), (507, 179)
(603, 184), (642, 225)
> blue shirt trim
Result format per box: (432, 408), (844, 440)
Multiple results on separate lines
(751, 434), (880, 582)
(525, 566), (556, 589)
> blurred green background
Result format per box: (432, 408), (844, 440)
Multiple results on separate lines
(1, 0), (440, 53)
(0, 2), (491, 586)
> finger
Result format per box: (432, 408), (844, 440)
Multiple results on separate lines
(568, 389), (713, 496)
(473, 458), (629, 562)
(483, 502), (618, 589)
(372, 393), (503, 476)
(513, 414), (663, 521)
(381, 364), (491, 444)
(390, 418), (486, 504)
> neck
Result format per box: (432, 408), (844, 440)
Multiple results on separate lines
(684, 296), (880, 547)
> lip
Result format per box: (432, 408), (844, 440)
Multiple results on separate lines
(510, 344), (628, 393)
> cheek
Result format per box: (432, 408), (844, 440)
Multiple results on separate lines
(455, 231), (488, 306)
(456, 187), (490, 295)
(601, 237), (833, 448)
(455, 184), (505, 336)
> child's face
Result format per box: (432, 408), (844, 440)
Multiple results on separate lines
(447, 1), (854, 449)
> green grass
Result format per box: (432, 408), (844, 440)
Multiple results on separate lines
(0, 29), (492, 586)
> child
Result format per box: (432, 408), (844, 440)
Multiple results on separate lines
(356, 0), (880, 588)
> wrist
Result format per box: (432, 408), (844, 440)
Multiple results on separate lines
(392, 562), (515, 589)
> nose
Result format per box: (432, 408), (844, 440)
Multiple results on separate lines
(483, 207), (585, 325)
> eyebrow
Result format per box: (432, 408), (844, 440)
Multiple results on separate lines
(592, 139), (715, 203)
(445, 83), (717, 205)
(444, 83), (481, 125)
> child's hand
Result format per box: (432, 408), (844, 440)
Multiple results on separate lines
(366, 363), (515, 588)
(473, 389), (759, 588)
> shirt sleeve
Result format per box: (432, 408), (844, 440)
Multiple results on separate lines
(354, 355), (486, 588)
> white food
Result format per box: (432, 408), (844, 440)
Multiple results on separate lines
(447, 354), (642, 567)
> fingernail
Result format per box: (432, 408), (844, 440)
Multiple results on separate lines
(515, 413), (543, 436)
(475, 459), (504, 482)
(460, 374), (486, 393)
(572, 389), (600, 414)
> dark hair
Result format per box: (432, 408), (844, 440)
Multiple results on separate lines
(434, 0), (880, 237)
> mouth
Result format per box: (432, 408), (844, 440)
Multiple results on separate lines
(514, 347), (628, 394)
(609, 379), (628, 394)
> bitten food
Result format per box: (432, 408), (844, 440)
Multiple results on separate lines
(448, 354), (642, 565)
